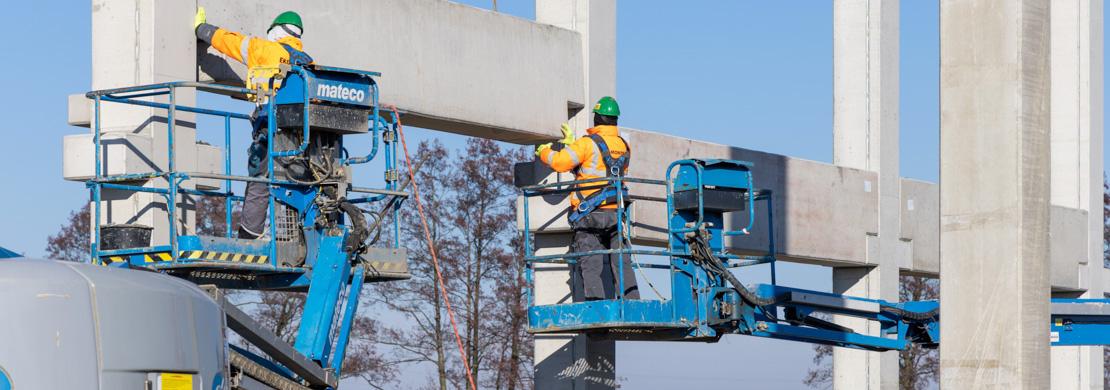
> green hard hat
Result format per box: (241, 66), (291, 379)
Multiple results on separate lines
(270, 11), (303, 32)
(592, 96), (620, 117)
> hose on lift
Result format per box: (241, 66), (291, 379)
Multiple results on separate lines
(687, 227), (781, 308)
(358, 158), (425, 246)
(339, 200), (370, 255)
(882, 303), (938, 321)
(687, 226), (938, 322)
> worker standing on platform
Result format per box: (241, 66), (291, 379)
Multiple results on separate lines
(535, 97), (640, 300)
(193, 8), (314, 239)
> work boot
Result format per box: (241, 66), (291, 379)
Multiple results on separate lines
(238, 225), (261, 240)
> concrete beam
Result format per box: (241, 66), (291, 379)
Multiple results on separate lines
(939, 1), (1052, 388)
(518, 128), (890, 269)
(196, 0), (583, 144)
(521, 127), (1093, 295)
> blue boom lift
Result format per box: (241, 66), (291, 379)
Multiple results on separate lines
(82, 64), (408, 389)
(520, 159), (1110, 351)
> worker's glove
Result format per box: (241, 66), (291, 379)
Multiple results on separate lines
(194, 7), (206, 30)
(535, 142), (553, 158)
(558, 123), (575, 145)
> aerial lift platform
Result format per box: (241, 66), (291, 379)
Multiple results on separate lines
(520, 159), (1110, 351)
(82, 64), (408, 389)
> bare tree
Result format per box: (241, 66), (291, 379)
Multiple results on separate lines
(370, 138), (533, 389)
(802, 344), (832, 390)
(486, 236), (534, 390)
(372, 140), (458, 390)
(44, 204), (90, 262)
(444, 139), (526, 386)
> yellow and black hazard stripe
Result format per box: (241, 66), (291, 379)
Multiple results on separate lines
(98, 251), (270, 266)
(179, 250), (270, 264)
(142, 252), (173, 263)
(101, 256), (128, 266)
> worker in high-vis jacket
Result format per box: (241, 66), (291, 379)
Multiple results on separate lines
(193, 8), (314, 239)
(535, 96), (640, 301)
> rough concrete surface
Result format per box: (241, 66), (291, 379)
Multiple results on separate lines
(939, 1), (1052, 388)
(196, 0), (583, 144)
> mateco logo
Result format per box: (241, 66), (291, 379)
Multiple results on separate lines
(316, 82), (367, 104)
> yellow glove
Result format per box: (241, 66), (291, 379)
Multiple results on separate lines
(558, 123), (575, 145)
(194, 7), (206, 29)
(535, 142), (553, 158)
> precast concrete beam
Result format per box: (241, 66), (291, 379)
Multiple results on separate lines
(519, 127), (1093, 294)
(519, 128), (883, 267)
(196, 0), (584, 144)
(939, 1), (1052, 388)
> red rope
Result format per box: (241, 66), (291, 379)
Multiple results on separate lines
(390, 105), (478, 390)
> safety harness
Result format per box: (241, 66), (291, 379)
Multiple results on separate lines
(247, 44), (314, 101)
(279, 43), (314, 66)
(568, 134), (631, 223)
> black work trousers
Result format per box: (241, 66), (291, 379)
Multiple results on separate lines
(240, 112), (270, 238)
(571, 211), (640, 300)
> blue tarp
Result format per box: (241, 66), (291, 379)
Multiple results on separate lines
(0, 246), (21, 258)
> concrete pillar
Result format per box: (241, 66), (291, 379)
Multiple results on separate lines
(831, 1), (900, 389)
(83, 0), (200, 244)
(533, 1), (617, 389)
(1049, 1), (1105, 388)
(939, 1), (1052, 389)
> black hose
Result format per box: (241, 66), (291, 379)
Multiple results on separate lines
(687, 231), (780, 307)
(688, 229), (937, 322)
(882, 305), (939, 321)
(339, 200), (369, 255)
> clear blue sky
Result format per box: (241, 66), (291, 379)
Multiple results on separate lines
(0, 1), (1105, 389)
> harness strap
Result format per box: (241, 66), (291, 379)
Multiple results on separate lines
(279, 43), (314, 66)
(569, 134), (631, 223)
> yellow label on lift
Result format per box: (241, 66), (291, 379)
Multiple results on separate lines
(159, 373), (194, 390)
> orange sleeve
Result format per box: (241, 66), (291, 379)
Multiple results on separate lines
(210, 28), (250, 64)
(539, 138), (593, 173)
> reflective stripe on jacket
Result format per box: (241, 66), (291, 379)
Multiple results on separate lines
(208, 28), (308, 92)
(538, 125), (628, 210)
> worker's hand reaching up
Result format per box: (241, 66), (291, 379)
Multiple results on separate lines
(535, 143), (553, 158)
(194, 7), (206, 30)
(559, 123), (575, 145)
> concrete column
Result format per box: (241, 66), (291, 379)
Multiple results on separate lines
(83, 0), (200, 244)
(831, 1), (900, 389)
(533, 1), (617, 389)
(939, 1), (1052, 389)
(1049, 1), (1105, 388)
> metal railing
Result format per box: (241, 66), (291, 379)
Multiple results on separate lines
(85, 67), (401, 267)
(519, 167), (778, 322)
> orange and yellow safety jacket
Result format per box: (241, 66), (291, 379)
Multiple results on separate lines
(202, 26), (311, 94)
(538, 125), (629, 211)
